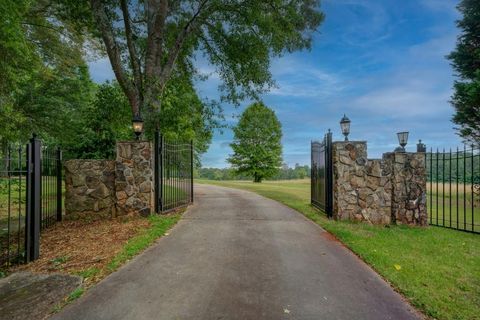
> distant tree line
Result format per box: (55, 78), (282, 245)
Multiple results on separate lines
(197, 164), (310, 181)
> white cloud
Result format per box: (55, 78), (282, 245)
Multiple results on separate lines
(268, 57), (344, 98)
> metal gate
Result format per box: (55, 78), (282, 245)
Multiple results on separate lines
(426, 145), (480, 233)
(0, 135), (62, 267)
(154, 132), (194, 213)
(311, 130), (333, 217)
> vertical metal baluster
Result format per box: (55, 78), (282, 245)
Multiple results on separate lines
(471, 145), (474, 232)
(46, 148), (49, 228)
(436, 148), (439, 224)
(477, 144), (480, 231)
(456, 146), (459, 229)
(160, 134), (164, 213)
(430, 148), (433, 224)
(449, 148), (452, 228)
(7, 146), (12, 265)
(442, 149), (445, 226)
(17, 146), (22, 260)
(463, 145), (467, 231)
(175, 142), (177, 208)
(191, 140), (194, 204)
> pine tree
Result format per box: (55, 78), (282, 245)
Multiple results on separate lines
(448, 0), (480, 144)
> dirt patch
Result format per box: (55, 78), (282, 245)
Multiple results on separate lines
(13, 215), (150, 285)
(0, 272), (81, 320)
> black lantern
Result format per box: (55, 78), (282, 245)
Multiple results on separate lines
(396, 131), (409, 152)
(132, 114), (144, 140)
(340, 114), (351, 141)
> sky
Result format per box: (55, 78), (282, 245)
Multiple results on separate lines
(89, 0), (464, 168)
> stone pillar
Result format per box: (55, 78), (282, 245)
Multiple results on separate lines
(115, 141), (155, 216)
(383, 152), (427, 226)
(332, 141), (368, 221)
(64, 160), (116, 219)
(332, 142), (392, 224)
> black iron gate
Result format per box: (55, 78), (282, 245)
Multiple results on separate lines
(426, 145), (480, 233)
(311, 130), (333, 217)
(0, 135), (62, 267)
(154, 132), (194, 213)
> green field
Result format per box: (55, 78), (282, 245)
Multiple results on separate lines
(427, 182), (480, 232)
(161, 181), (190, 211)
(0, 176), (63, 265)
(197, 179), (480, 320)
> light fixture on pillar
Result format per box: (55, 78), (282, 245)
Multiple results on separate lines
(132, 114), (144, 140)
(396, 131), (409, 152)
(340, 114), (351, 141)
(417, 139), (426, 152)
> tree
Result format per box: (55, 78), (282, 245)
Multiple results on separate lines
(448, 0), (480, 144)
(65, 0), (324, 123)
(228, 102), (282, 182)
(0, 0), (94, 142)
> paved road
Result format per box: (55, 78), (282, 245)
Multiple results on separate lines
(54, 184), (421, 320)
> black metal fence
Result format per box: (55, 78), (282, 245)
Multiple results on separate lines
(0, 136), (62, 267)
(426, 145), (480, 233)
(311, 130), (333, 217)
(154, 132), (194, 213)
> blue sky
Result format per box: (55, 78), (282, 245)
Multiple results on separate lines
(89, 0), (463, 168)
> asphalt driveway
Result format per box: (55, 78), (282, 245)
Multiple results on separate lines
(53, 184), (421, 320)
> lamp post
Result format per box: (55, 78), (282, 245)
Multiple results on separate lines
(395, 131), (409, 152)
(132, 114), (144, 140)
(340, 114), (351, 141)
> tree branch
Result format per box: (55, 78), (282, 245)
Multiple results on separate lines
(145, 0), (167, 80)
(158, 0), (209, 89)
(120, 0), (143, 107)
(90, 0), (138, 114)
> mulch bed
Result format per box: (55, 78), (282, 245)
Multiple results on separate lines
(14, 215), (151, 285)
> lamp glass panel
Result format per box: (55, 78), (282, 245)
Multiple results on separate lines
(397, 132), (409, 146)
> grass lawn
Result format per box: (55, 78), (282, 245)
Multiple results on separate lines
(426, 182), (480, 232)
(197, 179), (480, 320)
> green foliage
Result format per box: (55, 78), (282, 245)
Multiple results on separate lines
(57, 0), (324, 117)
(107, 214), (180, 273)
(74, 267), (100, 280)
(198, 163), (310, 181)
(144, 74), (222, 160)
(228, 102), (283, 182)
(66, 287), (84, 303)
(448, 0), (480, 143)
(0, 0), (95, 148)
(62, 82), (131, 160)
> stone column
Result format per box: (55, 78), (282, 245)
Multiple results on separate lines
(332, 141), (368, 221)
(383, 152), (427, 226)
(332, 142), (391, 224)
(115, 141), (155, 216)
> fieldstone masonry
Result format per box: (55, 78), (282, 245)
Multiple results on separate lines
(383, 152), (428, 225)
(64, 141), (154, 219)
(64, 160), (116, 218)
(332, 141), (427, 226)
(115, 141), (154, 217)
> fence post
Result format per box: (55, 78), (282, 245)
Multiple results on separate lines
(190, 139), (194, 203)
(56, 147), (62, 221)
(154, 131), (160, 213)
(25, 135), (41, 262)
(160, 134), (164, 212)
